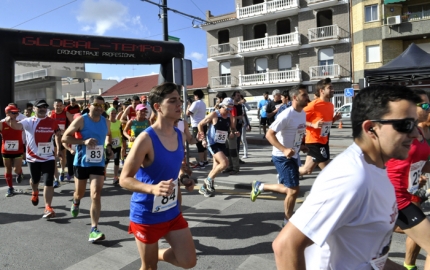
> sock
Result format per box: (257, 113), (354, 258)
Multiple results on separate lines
(32, 191), (39, 196)
(91, 226), (97, 232)
(259, 183), (265, 192)
(73, 199), (80, 205)
(404, 262), (416, 270)
(5, 173), (13, 188)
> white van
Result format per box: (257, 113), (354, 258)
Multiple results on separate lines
(334, 103), (352, 126)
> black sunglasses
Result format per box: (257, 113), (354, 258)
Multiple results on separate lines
(370, 118), (417, 134)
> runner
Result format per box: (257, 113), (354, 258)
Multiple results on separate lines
(117, 100), (130, 165)
(62, 113), (82, 182)
(49, 99), (67, 186)
(141, 95), (153, 123)
(258, 91), (270, 138)
(197, 99), (237, 197)
(123, 104), (150, 149)
(386, 89), (430, 270)
(105, 107), (122, 185)
(187, 89), (207, 169)
(6, 100), (62, 219)
(1, 105), (24, 197)
(250, 85), (309, 226)
(65, 98), (81, 124)
(299, 78), (341, 176)
(62, 95), (112, 242)
(121, 95), (140, 123)
(120, 82), (196, 269)
(272, 85), (419, 269)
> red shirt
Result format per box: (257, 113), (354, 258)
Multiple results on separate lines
(127, 106), (137, 120)
(50, 110), (67, 131)
(1, 122), (24, 154)
(386, 137), (430, 210)
(65, 105), (81, 115)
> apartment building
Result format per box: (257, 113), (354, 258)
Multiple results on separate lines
(352, 0), (430, 86)
(202, 0), (351, 107)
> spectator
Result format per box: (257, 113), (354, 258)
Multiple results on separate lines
(240, 95), (251, 159)
(187, 89), (208, 169)
(266, 89), (283, 126)
(258, 92), (270, 138)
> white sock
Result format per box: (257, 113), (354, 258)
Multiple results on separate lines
(259, 183), (265, 192)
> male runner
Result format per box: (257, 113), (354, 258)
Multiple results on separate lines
(272, 85), (420, 269)
(62, 95), (112, 242)
(258, 91), (270, 137)
(187, 89), (207, 169)
(65, 98), (81, 123)
(251, 85), (309, 226)
(120, 82), (196, 269)
(6, 99), (62, 219)
(50, 99), (67, 186)
(299, 78), (341, 175)
(121, 95), (140, 123)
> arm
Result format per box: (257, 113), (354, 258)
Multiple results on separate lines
(183, 119), (197, 144)
(266, 129), (295, 158)
(186, 102), (194, 117)
(4, 116), (23, 130)
(123, 120), (134, 141)
(66, 111), (74, 123)
(197, 113), (214, 141)
(62, 117), (97, 147)
(116, 110), (124, 121)
(120, 107), (130, 124)
(62, 142), (75, 154)
(55, 129), (62, 157)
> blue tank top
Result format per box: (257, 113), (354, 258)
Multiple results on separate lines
(207, 111), (230, 145)
(129, 126), (184, 224)
(74, 114), (108, 167)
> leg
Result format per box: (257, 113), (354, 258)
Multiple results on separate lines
(160, 228), (197, 269)
(318, 159), (330, 170)
(13, 156), (23, 176)
(405, 236), (421, 267)
(66, 151), (75, 179)
(284, 187), (299, 219)
(74, 178), (88, 202)
(299, 155), (319, 176)
(241, 126), (248, 157)
(135, 238), (159, 270)
(42, 160), (56, 207)
(89, 175), (104, 227)
(208, 152), (228, 179)
(3, 158), (14, 187)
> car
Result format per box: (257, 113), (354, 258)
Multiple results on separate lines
(206, 107), (215, 115)
(334, 103), (352, 126)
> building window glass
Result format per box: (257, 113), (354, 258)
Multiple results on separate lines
(256, 58), (268, 73)
(278, 55), (292, 71)
(319, 48), (334, 66)
(366, 45), (380, 63)
(408, 4), (430, 21)
(220, 62), (231, 85)
(365, 5), (378, 22)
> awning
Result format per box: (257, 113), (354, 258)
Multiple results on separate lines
(384, 0), (406, 4)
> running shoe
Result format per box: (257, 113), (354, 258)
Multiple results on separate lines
(66, 174), (72, 182)
(89, 229), (105, 242)
(242, 155), (249, 159)
(203, 189), (214, 198)
(53, 180), (60, 188)
(71, 202), (80, 218)
(120, 159), (125, 166)
(198, 185), (207, 195)
(239, 159), (246, 164)
(59, 173), (65, 182)
(15, 174), (23, 184)
(43, 207), (56, 219)
(204, 178), (215, 192)
(250, 180), (262, 202)
(5, 187), (15, 197)
(113, 178), (120, 186)
(203, 161), (209, 166)
(22, 160), (27, 166)
(191, 162), (205, 169)
(31, 192), (39, 206)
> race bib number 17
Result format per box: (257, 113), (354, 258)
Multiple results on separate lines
(37, 142), (53, 156)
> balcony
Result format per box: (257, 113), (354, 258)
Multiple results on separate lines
(239, 68), (302, 88)
(308, 25), (348, 47)
(306, 0), (340, 10)
(209, 43), (239, 60)
(382, 18), (430, 40)
(211, 75), (238, 89)
(237, 30), (300, 57)
(236, 0), (300, 23)
(309, 64), (349, 80)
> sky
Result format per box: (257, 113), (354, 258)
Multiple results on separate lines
(0, 0), (235, 81)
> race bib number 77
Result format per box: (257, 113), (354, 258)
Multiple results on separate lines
(5, 140), (18, 151)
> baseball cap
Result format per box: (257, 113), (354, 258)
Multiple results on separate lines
(136, 104), (147, 111)
(113, 96), (119, 101)
(221, 97), (234, 107)
(106, 107), (117, 114)
(34, 99), (48, 107)
(5, 105), (19, 113)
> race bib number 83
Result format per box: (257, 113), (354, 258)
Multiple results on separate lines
(85, 145), (103, 163)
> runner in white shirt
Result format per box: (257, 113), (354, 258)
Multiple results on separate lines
(250, 85), (309, 226)
(6, 99), (62, 219)
(272, 85), (421, 270)
(187, 89), (208, 169)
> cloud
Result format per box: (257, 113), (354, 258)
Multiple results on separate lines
(189, 52), (204, 61)
(77, 0), (148, 35)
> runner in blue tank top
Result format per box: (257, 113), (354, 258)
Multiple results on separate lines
(120, 83), (196, 270)
(62, 95), (113, 243)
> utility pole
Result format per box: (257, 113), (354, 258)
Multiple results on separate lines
(161, 0), (168, 41)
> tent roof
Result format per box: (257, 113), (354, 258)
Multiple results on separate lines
(364, 43), (430, 83)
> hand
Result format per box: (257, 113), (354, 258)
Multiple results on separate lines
(153, 179), (175, 197)
(333, 112), (342, 122)
(283, 148), (295, 159)
(84, 138), (98, 147)
(180, 174), (195, 191)
(300, 145), (309, 153)
(70, 149), (75, 155)
(311, 119), (324, 129)
(129, 137), (135, 142)
(197, 131), (205, 141)
(419, 175), (428, 188)
(56, 149), (62, 159)
(246, 125), (251, 131)
(202, 139), (208, 148)
(229, 132), (235, 139)
(234, 131), (240, 137)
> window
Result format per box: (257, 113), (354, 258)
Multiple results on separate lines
(254, 24), (266, 39)
(366, 45), (380, 63)
(408, 4), (430, 21)
(365, 5), (378, 22)
(218, 30), (229, 44)
(220, 62), (231, 85)
(319, 48), (333, 66)
(276, 20), (291, 35)
(256, 58), (268, 73)
(317, 10), (333, 27)
(278, 55), (292, 71)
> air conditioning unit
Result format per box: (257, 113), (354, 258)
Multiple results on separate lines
(387, 15), (401, 26)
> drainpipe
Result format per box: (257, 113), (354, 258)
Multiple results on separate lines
(349, 0), (354, 86)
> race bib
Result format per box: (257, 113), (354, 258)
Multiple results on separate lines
(5, 140), (19, 151)
(152, 180), (178, 213)
(112, 138), (120, 147)
(37, 142), (53, 156)
(215, 130), (228, 143)
(408, 161), (426, 193)
(320, 122), (332, 137)
(293, 129), (306, 152)
(58, 124), (65, 131)
(369, 253), (388, 270)
(85, 145), (103, 163)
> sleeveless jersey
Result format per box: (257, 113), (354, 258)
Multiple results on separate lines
(106, 120), (122, 149)
(50, 110), (67, 132)
(20, 116), (59, 162)
(128, 119), (150, 148)
(1, 121), (24, 154)
(127, 106), (137, 120)
(207, 111), (230, 145)
(74, 114), (108, 167)
(129, 127), (183, 224)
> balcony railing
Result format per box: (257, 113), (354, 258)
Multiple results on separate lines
(15, 69), (48, 82)
(309, 64), (345, 80)
(211, 75), (238, 88)
(308, 25), (340, 42)
(238, 31), (300, 52)
(239, 68), (301, 86)
(210, 43), (237, 57)
(237, 0), (299, 19)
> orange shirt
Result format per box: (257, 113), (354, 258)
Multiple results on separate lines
(304, 99), (334, 144)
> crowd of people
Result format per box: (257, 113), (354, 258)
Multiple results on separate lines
(3, 80), (430, 269)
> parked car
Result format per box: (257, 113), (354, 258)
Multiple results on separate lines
(334, 103), (352, 126)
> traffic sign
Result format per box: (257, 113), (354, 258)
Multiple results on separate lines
(344, 88), (354, 97)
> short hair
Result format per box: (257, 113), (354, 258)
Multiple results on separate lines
(26, 103), (33, 108)
(315, 78), (332, 97)
(216, 92), (227, 100)
(54, 99), (63, 104)
(272, 89), (281, 96)
(351, 85), (422, 139)
(193, 89), (204, 99)
(413, 89), (428, 100)
(89, 96), (104, 103)
(8, 102), (17, 107)
(132, 95), (140, 101)
(113, 100), (119, 106)
(264, 91), (269, 95)
(289, 84), (306, 100)
(281, 90), (289, 98)
(148, 82), (180, 112)
(231, 90), (241, 98)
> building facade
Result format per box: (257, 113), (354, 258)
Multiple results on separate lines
(202, 0), (352, 107)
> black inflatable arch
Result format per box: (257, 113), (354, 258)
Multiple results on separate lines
(0, 28), (185, 118)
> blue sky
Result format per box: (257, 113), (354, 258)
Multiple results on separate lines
(0, 0), (234, 81)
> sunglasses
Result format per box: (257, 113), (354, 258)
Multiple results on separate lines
(9, 112), (19, 115)
(92, 103), (105, 108)
(370, 118), (417, 134)
(37, 105), (48, 109)
(417, 103), (430, 111)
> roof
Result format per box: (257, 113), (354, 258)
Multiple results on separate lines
(102, 67), (208, 97)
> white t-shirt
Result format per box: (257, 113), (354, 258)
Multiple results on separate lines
(291, 143), (398, 270)
(188, 100), (206, 128)
(269, 106), (306, 158)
